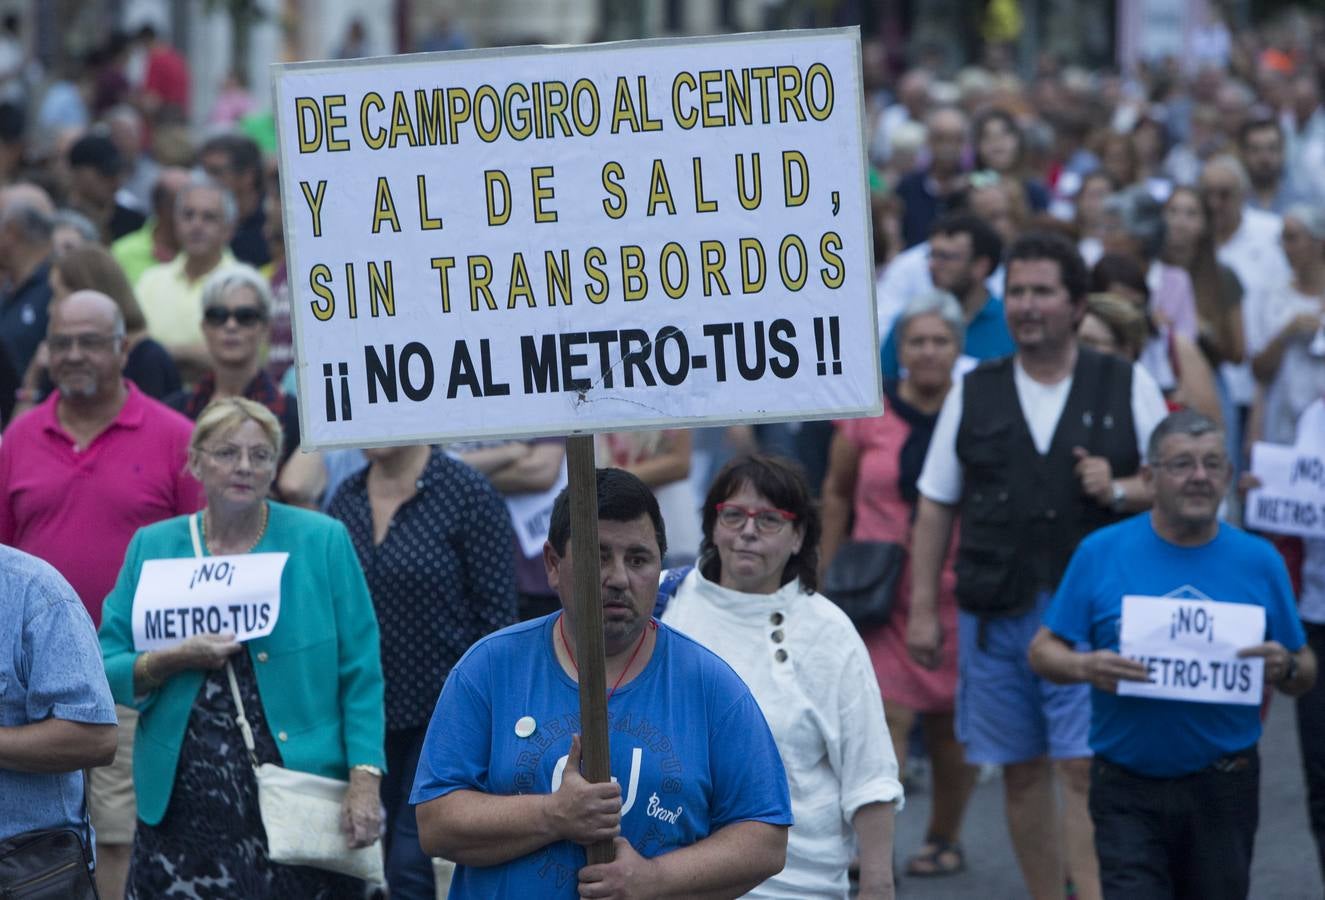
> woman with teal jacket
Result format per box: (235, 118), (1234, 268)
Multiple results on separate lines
(99, 397), (386, 899)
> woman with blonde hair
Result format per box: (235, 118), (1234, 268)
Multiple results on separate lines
(100, 397), (385, 899)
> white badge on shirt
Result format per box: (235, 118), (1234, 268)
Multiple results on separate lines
(1116, 595), (1265, 706)
(131, 553), (288, 651)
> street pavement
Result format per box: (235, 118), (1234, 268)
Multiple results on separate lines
(886, 696), (1319, 898)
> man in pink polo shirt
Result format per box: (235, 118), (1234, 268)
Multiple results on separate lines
(0, 289), (203, 900)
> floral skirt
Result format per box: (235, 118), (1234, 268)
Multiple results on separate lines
(125, 653), (366, 900)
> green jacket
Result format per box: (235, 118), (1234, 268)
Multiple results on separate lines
(99, 502), (386, 825)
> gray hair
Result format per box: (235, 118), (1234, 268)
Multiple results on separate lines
(1284, 203), (1325, 241)
(1146, 409), (1224, 463)
(176, 170), (238, 227)
(896, 288), (966, 349)
(1103, 185), (1164, 258)
(201, 264), (273, 317)
(0, 198), (54, 244)
(1202, 154), (1252, 195)
(52, 208), (100, 243)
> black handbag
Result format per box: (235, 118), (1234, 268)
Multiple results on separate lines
(822, 540), (907, 628)
(0, 827), (98, 899)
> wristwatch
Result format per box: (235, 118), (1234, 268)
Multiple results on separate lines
(1109, 481), (1127, 513)
(351, 764), (383, 777)
(1279, 654), (1299, 686)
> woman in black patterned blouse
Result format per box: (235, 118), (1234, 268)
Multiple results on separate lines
(327, 443), (519, 900)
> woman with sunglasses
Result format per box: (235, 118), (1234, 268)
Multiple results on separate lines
(660, 453), (902, 899)
(165, 264), (299, 467)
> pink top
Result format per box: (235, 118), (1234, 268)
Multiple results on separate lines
(0, 382), (204, 625)
(838, 410), (960, 713)
(1150, 262), (1199, 341)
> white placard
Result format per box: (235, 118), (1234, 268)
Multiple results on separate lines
(1246, 399), (1325, 539)
(506, 457), (569, 558)
(1116, 595), (1264, 705)
(273, 29), (880, 449)
(131, 553), (289, 651)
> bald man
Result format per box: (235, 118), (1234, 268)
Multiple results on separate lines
(0, 182), (56, 374)
(897, 106), (970, 247)
(0, 290), (203, 899)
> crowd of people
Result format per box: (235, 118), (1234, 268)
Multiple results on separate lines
(2, 7), (1325, 900)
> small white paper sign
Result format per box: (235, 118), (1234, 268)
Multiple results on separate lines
(1246, 399), (1325, 539)
(131, 553), (289, 651)
(1116, 595), (1265, 705)
(506, 458), (569, 558)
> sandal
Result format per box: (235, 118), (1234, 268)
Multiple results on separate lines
(904, 838), (965, 877)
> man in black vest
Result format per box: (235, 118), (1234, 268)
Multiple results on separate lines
(907, 232), (1169, 900)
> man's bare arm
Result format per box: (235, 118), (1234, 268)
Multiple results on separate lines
(577, 821), (787, 900)
(417, 734), (622, 867)
(906, 497), (956, 669)
(1029, 626), (1149, 692)
(0, 719), (116, 773)
(481, 443), (565, 494)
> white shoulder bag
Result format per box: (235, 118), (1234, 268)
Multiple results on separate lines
(189, 514), (386, 885)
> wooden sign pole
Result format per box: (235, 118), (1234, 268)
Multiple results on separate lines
(564, 434), (616, 865)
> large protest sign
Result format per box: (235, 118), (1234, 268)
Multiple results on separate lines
(132, 553), (289, 651)
(1116, 594), (1264, 706)
(272, 29), (879, 449)
(1246, 399), (1325, 539)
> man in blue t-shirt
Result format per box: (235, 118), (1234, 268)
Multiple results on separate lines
(412, 467), (792, 898)
(1030, 409), (1317, 899)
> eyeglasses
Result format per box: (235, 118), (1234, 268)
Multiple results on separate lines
(203, 306), (267, 328)
(715, 502), (797, 535)
(47, 333), (121, 355)
(1155, 455), (1229, 478)
(203, 444), (278, 469)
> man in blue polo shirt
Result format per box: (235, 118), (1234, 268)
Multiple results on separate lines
(880, 212), (1014, 380)
(1030, 409), (1316, 899)
(1, 545), (118, 883)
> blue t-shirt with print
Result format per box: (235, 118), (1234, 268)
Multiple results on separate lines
(1043, 514), (1306, 778)
(411, 614), (793, 898)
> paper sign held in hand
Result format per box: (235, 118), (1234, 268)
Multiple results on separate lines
(1246, 399), (1325, 539)
(1116, 595), (1265, 706)
(131, 553), (289, 652)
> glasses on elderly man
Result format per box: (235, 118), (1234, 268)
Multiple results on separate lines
(715, 502), (797, 535)
(47, 333), (121, 355)
(1154, 455), (1229, 478)
(203, 306), (267, 328)
(203, 445), (278, 469)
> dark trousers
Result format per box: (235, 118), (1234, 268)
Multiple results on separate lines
(1089, 750), (1259, 900)
(1297, 622), (1325, 881)
(382, 725), (432, 900)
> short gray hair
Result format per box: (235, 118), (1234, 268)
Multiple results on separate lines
(896, 288), (966, 349)
(0, 198), (54, 244)
(176, 170), (238, 226)
(1146, 409), (1223, 464)
(201, 264), (273, 317)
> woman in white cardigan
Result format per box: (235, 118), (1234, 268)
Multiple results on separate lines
(659, 454), (903, 899)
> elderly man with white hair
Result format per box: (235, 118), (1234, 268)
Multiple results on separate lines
(135, 172), (237, 383)
(1198, 154), (1291, 469)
